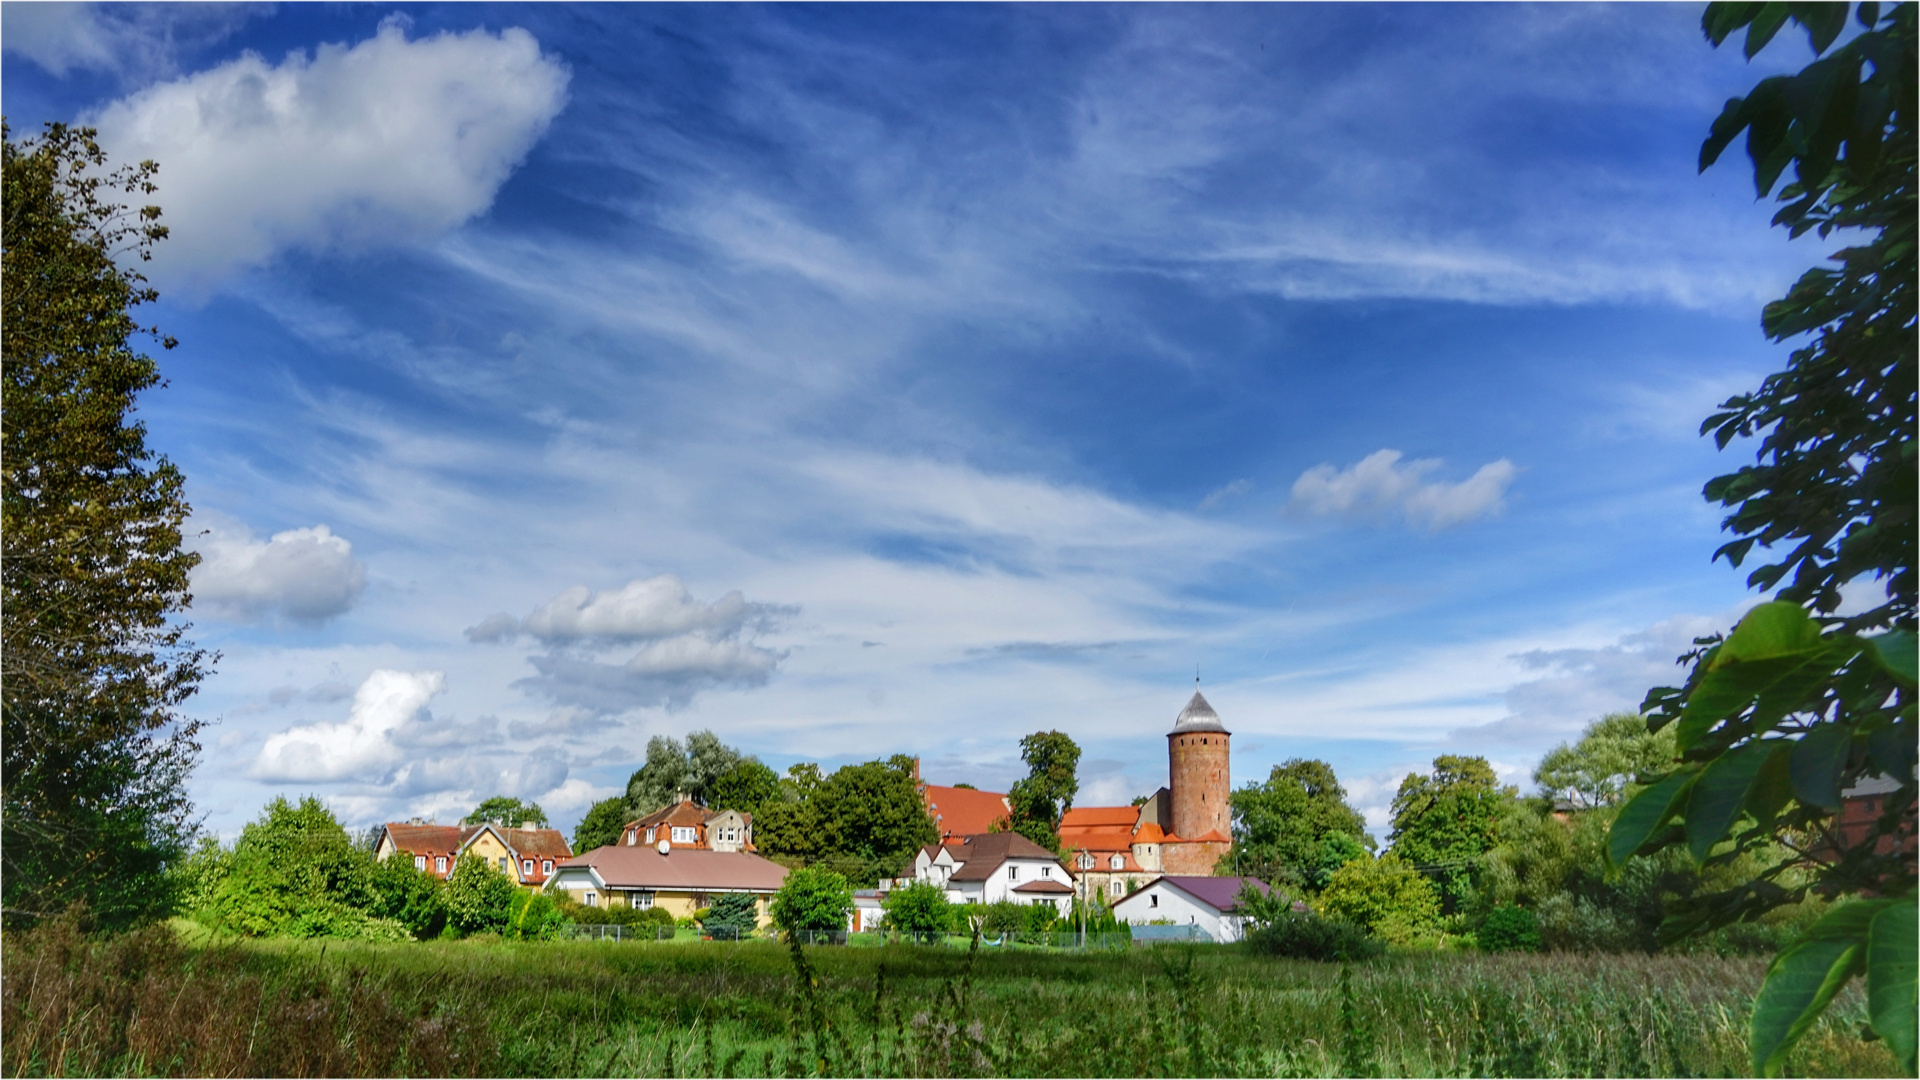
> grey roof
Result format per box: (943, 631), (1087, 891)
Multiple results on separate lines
(1151, 875), (1274, 913)
(1171, 691), (1228, 734)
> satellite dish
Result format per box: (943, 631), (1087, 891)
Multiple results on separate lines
(657, 839), (671, 855)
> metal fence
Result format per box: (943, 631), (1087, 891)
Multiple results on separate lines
(557, 925), (1200, 948)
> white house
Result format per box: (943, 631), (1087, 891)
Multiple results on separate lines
(900, 832), (1075, 915)
(1110, 875), (1275, 943)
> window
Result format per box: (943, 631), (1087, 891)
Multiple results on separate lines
(1041, 866), (1051, 878)
(646, 827), (657, 844)
(1007, 866), (1019, 882)
(498, 856), (509, 872)
(542, 860), (553, 875)
(672, 827), (697, 843)
(1077, 852), (1093, 870)
(585, 892), (597, 907)
(1109, 855), (1124, 871)
(634, 892), (655, 910)
(523, 859), (534, 876)
(414, 855), (426, 871)
(435, 856), (447, 874)
(1110, 880), (1124, 897)
(627, 830), (637, 845)
(1150, 894), (1159, 908)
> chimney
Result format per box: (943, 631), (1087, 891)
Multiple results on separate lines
(519, 820), (534, 830)
(912, 757), (921, 782)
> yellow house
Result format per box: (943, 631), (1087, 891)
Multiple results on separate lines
(547, 843), (788, 926)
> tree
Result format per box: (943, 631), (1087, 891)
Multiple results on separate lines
(701, 892), (760, 939)
(463, 796), (547, 828)
(708, 758), (781, 818)
(1388, 755), (1516, 911)
(1315, 852), (1442, 947)
(1221, 759), (1372, 889)
(769, 865), (853, 936)
(1, 123), (208, 932)
(811, 755), (939, 884)
(1605, 5), (1915, 1073)
(367, 850), (448, 939)
(446, 854), (520, 936)
(1534, 712), (1677, 810)
(882, 880), (952, 934)
(624, 730), (749, 815)
(1008, 730), (1080, 851)
(200, 796), (405, 941)
(573, 796), (630, 853)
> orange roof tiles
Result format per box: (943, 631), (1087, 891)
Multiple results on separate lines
(921, 785), (1011, 838)
(1133, 822), (1166, 843)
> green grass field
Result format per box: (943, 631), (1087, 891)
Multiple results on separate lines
(2, 917), (1899, 1077)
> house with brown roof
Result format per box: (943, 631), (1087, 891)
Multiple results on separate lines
(619, 798), (756, 853)
(548, 843), (789, 926)
(372, 818), (573, 891)
(899, 832), (1074, 915)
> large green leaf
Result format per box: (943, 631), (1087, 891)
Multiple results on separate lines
(1751, 900), (1885, 1076)
(1716, 601), (1825, 664)
(1685, 742), (1779, 861)
(1867, 900), (1917, 1075)
(1865, 629), (1918, 688)
(1788, 723), (1852, 811)
(1608, 770), (1695, 868)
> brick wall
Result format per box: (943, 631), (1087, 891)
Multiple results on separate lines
(1167, 732), (1230, 841)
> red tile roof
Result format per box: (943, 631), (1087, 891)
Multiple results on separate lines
(922, 785), (1011, 838)
(381, 823), (465, 856)
(559, 846), (790, 892)
(1060, 806), (1141, 829)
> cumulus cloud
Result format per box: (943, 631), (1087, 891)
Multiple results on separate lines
(468, 575), (782, 645)
(190, 518), (367, 625)
(1289, 449), (1517, 530)
(517, 637), (784, 713)
(253, 669), (445, 782)
(86, 17), (569, 291)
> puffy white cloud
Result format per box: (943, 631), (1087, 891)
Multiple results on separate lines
(1289, 449), (1517, 530)
(519, 637), (784, 714)
(252, 669), (444, 782)
(190, 518), (366, 624)
(86, 17), (569, 291)
(470, 575), (780, 645)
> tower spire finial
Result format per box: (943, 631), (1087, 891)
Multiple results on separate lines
(1195, 663), (1200, 687)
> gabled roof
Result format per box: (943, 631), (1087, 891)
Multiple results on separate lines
(946, 832), (1066, 882)
(1011, 878), (1073, 894)
(922, 785), (1011, 837)
(1058, 826), (1137, 853)
(379, 823), (465, 855)
(628, 799), (709, 831)
(557, 845), (789, 892)
(1132, 822), (1166, 843)
(1133, 875), (1274, 914)
(1171, 691), (1228, 734)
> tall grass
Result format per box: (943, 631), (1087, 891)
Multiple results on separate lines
(1, 913), (1898, 1077)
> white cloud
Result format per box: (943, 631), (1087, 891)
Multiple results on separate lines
(519, 637), (784, 714)
(252, 669), (445, 782)
(1289, 449), (1517, 530)
(0, 3), (259, 78)
(1198, 478), (1252, 512)
(190, 517), (367, 625)
(535, 777), (615, 813)
(86, 17), (569, 292)
(470, 575), (777, 644)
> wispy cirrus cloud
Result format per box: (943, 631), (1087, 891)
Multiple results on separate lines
(1289, 450), (1518, 530)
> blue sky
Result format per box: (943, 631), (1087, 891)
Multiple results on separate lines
(3, 3), (1841, 842)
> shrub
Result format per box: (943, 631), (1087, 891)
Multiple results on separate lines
(1478, 904), (1542, 952)
(771, 865), (853, 935)
(882, 880), (951, 934)
(503, 891), (566, 940)
(702, 892), (761, 938)
(1317, 853), (1442, 945)
(445, 857), (518, 935)
(1245, 910), (1383, 961)
(978, 900), (1026, 936)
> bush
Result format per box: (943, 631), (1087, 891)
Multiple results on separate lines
(882, 881), (951, 934)
(445, 857), (519, 935)
(1478, 904), (1542, 952)
(1245, 910), (1383, 961)
(1317, 853), (1442, 946)
(771, 865), (853, 935)
(702, 892), (761, 938)
(503, 891), (566, 940)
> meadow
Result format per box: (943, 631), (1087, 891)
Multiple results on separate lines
(0, 912), (1900, 1078)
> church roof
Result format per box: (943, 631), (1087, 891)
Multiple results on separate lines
(1170, 691), (1228, 734)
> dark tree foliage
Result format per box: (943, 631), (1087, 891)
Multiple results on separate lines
(707, 758), (782, 818)
(1389, 756), (1517, 912)
(2, 122), (208, 931)
(572, 796), (629, 853)
(1008, 730), (1080, 851)
(462, 796), (547, 828)
(754, 757), (936, 886)
(1607, 5), (1915, 1073)
(1222, 758), (1372, 889)
(700, 891), (760, 939)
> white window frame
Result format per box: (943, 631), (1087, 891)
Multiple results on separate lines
(522, 858), (534, 876)
(671, 826), (697, 844)
(1041, 866), (1052, 878)
(585, 892), (597, 907)
(1110, 880), (1124, 897)
(634, 891), (655, 910)
(435, 855), (447, 874)
(1008, 865), (1019, 882)
(414, 855), (426, 871)
(498, 856), (509, 872)
(1110, 854), (1124, 871)
(542, 860), (553, 875)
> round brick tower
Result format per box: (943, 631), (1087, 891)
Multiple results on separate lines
(1167, 690), (1231, 840)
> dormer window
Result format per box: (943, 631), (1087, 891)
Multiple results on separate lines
(1110, 855), (1124, 871)
(542, 860), (553, 875)
(672, 827), (697, 844)
(627, 830), (637, 845)
(414, 855), (426, 871)
(522, 859), (534, 876)
(435, 856), (447, 874)
(1077, 852), (1093, 870)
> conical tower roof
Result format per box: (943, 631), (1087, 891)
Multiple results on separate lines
(1171, 690), (1227, 734)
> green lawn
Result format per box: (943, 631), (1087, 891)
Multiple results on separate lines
(3, 919), (1900, 1078)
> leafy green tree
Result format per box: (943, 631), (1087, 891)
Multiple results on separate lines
(1604, 5), (1914, 1073)
(463, 795), (547, 828)
(2, 122), (209, 932)
(1534, 712), (1677, 810)
(446, 854), (520, 936)
(573, 796), (630, 853)
(770, 865), (853, 936)
(1389, 755), (1516, 912)
(200, 796), (411, 941)
(502, 890), (565, 940)
(1220, 759), (1372, 889)
(1008, 730), (1080, 851)
(812, 755), (939, 884)
(882, 880), (952, 934)
(624, 730), (752, 815)
(1478, 904), (1542, 953)
(1315, 852), (1442, 947)
(367, 851), (448, 939)
(701, 892), (761, 938)
(708, 758), (781, 817)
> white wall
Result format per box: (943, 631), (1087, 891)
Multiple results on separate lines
(1112, 881), (1245, 943)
